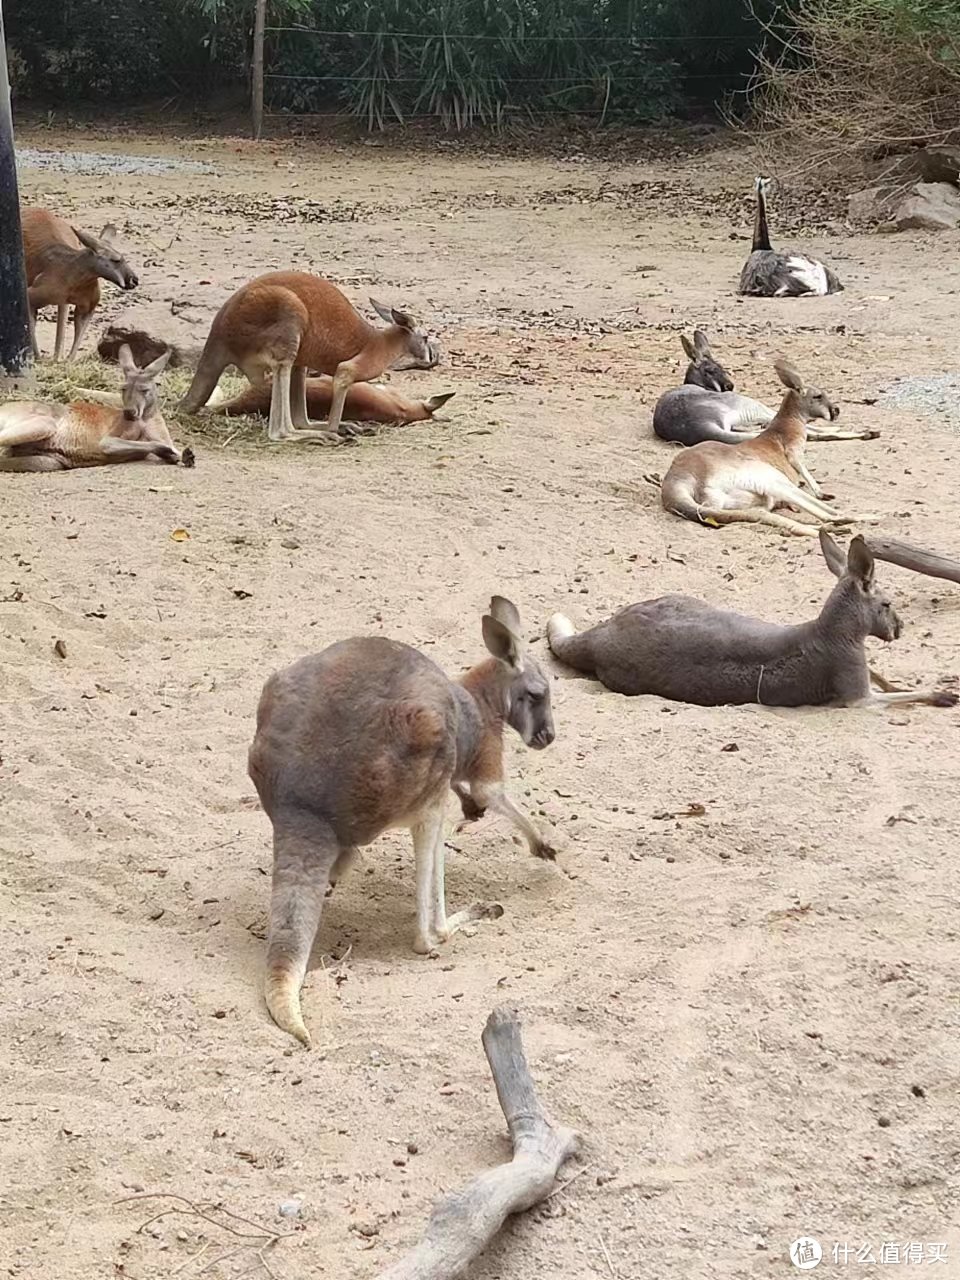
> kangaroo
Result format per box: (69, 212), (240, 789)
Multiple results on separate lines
(738, 176), (843, 297)
(0, 345), (181, 471)
(654, 331), (876, 447)
(660, 359), (879, 536)
(22, 208), (139, 361)
(208, 377), (454, 429)
(547, 531), (957, 710)
(247, 597), (557, 1046)
(179, 272), (437, 444)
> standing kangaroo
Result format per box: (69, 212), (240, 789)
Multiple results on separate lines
(179, 272), (437, 444)
(22, 208), (139, 361)
(547, 531), (958, 710)
(248, 598), (557, 1046)
(660, 359), (879, 536)
(0, 346), (181, 471)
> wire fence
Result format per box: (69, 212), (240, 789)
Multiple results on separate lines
(261, 23), (761, 129)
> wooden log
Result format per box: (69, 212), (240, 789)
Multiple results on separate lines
(865, 537), (960, 585)
(377, 1007), (580, 1280)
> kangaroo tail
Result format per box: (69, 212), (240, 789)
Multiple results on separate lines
(546, 613), (596, 674)
(179, 342), (227, 414)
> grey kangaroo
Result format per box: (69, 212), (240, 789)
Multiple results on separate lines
(248, 597), (557, 1046)
(547, 531), (958, 710)
(653, 330), (877, 447)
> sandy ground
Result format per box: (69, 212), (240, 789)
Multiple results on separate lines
(3, 123), (960, 1280)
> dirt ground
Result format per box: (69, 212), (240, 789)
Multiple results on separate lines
(3, 122), (960, 1280)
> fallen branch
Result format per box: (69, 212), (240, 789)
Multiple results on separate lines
(377, 1006), (580, 1280)
(865, 538), (960, 585)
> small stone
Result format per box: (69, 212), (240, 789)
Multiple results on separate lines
(877, 1115), (892, 1128)
(278, 1198), (303, 1218)
(406, 1142), (419, 1155)
(911, 1084), (926, 1098)
(281, 538), (301, 550)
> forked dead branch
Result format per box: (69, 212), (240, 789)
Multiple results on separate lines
(376, 1006), (580, 1280)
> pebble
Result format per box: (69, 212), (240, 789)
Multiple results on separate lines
(278, 1198), (303, 1218)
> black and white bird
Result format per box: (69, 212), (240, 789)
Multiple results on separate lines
(738, 176), (843, 298)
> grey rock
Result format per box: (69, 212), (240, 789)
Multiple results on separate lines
(894, 182), (960, 231)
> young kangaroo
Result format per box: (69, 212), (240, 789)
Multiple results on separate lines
(22, 208), (139, 361)
(179, 272), (437, 444)
(0, 345), (181, 471)
(247, 597), (556, 1046)
(654, 331), (876, 447)
(660, 359), (879, 536)
(208, 376), (454, 430)
(547, 531), (958, 710)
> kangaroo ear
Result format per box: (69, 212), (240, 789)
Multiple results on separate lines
(847, 535), (875, 587)
(818, 528), (847, 579)
(692, 329), (710, 357)
(424, 391), (455, 413)
(369, 298), (394, 324)
(390, 306), (416, 331)
(73, 226), (103, 252)
(489, 595), (523, 642)
(482, 614), (522, 671)
(98, 222), (119, 245)
(117, 343), (138, 375)
(142, 348), (172, 378)
(774, 358), (805, 393)
(680, 334), (696, 360)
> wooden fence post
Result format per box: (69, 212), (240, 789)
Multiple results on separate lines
(252, 0), (266, 139)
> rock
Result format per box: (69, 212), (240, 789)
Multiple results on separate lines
(278, 1197), (303, 1218)
(97, 325), (186, 368)
(886, 146), (960, 185)
(847, 186), (895, 224)
(894, 182), (960, 231)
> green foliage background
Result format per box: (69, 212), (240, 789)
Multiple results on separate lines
(5, 0), (769, 125)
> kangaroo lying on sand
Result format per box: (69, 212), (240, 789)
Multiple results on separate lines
(209, 377), (454, 429)
(547, 531), (958, 710)
(661, 359), (879, 536)
(0, 346), (183, 471)
(654, 330), (879, 447)
(180, 272), (438, 444)
(248, 597), (557, 1046)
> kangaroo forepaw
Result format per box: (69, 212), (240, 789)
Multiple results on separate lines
(457, 794), (486, 823)
(533, 839), (558, 861)
(931, 689), (959, 708)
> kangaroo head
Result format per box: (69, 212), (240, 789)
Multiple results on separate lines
(73, 224), (139, 291)
(370, 297), (434, 366)
(820, 531), (902, 642)
(775, 358), (839, 423)
(118, 344), (171, 425)
(480, 596), (555, 750)
(681, 329), (734, 393)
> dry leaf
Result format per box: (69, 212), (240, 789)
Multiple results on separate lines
(170, 528), (190, 542)
(53, 638), (67, 660)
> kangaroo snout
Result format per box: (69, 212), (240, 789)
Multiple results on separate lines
(123, 408), (138, 421)
(123, 271), (139, 290)
(531, 726), (555, 750)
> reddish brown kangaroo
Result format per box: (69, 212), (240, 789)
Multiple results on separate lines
(22, 208), (139, 361)
(248, 597), (557, 1046)
(209, 376), (454, 429)
(179, 272), (437, 444)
